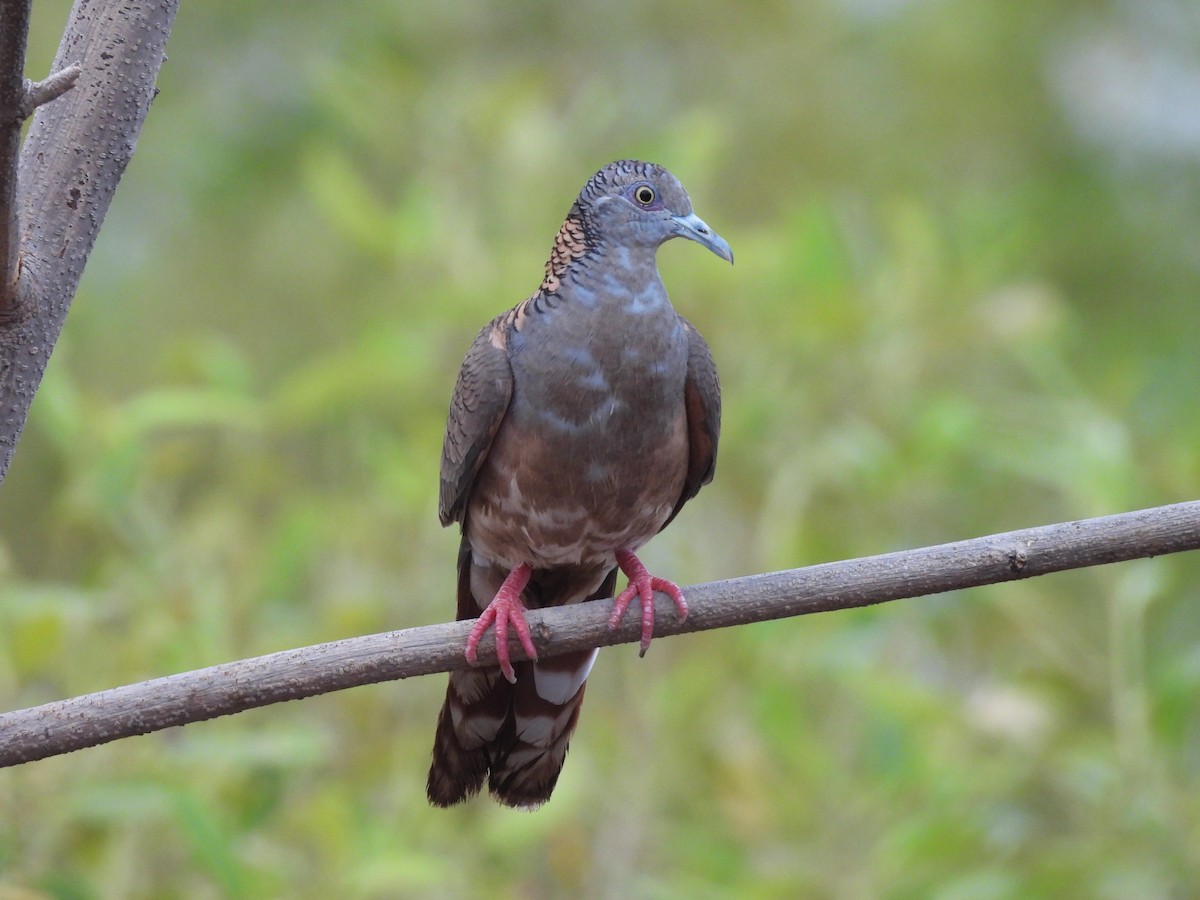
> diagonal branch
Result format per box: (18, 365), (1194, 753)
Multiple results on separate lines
(1, 500), (1197, 768)
(0, 0), (179, 481)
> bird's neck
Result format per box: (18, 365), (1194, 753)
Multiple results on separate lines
(538, 215), (664, 312)
(538, 213), (591, 295)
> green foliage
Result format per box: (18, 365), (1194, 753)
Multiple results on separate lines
(3, 0), (1200, 896)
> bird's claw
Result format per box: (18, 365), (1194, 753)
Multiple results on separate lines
(465, 563), (537, 683)
(608, 548), (689, 656)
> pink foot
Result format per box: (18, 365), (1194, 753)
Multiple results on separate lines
(608, 549), (689, 657)
(465, 563), (537, 683)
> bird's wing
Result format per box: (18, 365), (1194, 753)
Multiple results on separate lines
(662, 316), (721, 529)
(439, 315), (515, 527)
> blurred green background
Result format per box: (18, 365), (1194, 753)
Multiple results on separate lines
(2, 0), (1199, 896)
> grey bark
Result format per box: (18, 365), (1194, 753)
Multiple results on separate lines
(0, 0), (178, 482)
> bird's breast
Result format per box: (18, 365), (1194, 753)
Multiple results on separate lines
(466, 306), (690, 569)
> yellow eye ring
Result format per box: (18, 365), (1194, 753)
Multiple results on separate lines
(634, 185), (655, 205)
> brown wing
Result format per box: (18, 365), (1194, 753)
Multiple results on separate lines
(439, 316), (515, 527)
(662, 317), (721, 529)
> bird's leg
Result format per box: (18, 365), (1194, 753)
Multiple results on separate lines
(465, 562), (537, 683)
(608, 548), (689, 657)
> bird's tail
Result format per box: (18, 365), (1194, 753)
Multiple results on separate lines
(427, 542), (617, 808)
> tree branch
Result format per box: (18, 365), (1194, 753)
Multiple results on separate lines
(2, 500), (1197, 768)
(0, 0), (34, 309)
(0, 0), (179, 481)
(19, 63), (82, 120)
(0, 60), (85, 309)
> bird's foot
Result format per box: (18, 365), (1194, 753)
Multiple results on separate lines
(465, 562), (537, 683)
(608, 548), (689, 656)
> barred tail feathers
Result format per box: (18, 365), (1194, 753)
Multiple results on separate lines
(426, 542), (617, 808)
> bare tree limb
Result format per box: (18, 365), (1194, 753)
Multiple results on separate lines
(1, 499), (1197, 768)
(19, 63), (82, 120)
(0, 0), (179, 481)
(0, 59), (86, 307)
(0, 0), (34, 308)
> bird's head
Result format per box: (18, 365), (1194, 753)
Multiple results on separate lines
(576, 160), (733, 264)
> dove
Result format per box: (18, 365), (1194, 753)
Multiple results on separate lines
(428, 160), (731, 807)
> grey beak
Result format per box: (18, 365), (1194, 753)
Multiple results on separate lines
(672, 212), (734, 264)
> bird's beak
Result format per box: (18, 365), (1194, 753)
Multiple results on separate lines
(671, 212), (734, 264)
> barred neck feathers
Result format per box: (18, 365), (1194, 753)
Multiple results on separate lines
(539, 206), (595, 295)
(492, 208), (599, 333)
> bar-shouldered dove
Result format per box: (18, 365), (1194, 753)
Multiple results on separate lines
(428, 160), (731, 808)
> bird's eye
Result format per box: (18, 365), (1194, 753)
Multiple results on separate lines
(634, 185), (656, 206)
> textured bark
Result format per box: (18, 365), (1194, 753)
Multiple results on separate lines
(0, 0), (179, 482)
(1, 500), (1197, 767)
(0, 0), (35, 308)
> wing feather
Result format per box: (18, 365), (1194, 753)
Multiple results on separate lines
(438, 316), (515, 527)
(662, 317), (720, 529)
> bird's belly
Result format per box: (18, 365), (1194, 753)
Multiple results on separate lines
(466, 406), (689, 569)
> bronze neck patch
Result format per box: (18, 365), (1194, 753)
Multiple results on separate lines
(540, 213), (590, 294)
